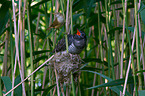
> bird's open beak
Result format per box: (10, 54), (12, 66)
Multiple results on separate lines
(77, 29), (81, 36)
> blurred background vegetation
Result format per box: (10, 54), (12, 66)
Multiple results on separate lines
(1, 0), (145, 96)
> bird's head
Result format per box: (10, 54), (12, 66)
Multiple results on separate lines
(53, 12), (64, 23)
(54, 12), (63, 18)
(76, 29), (86, 39)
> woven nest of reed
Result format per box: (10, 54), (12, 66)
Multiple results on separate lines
(49, 51), (82, 84)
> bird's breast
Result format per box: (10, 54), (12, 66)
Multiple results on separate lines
(57, 17), (64, 23)
(73, 39), (86, 49)
(68, 43), (83, 54)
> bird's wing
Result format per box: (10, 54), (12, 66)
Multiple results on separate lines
(52, 37), (66, 53)
(52, 34), (73, 53)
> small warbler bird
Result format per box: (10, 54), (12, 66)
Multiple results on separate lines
(47, 12), (65, 30)
(53, 29), (87, 54)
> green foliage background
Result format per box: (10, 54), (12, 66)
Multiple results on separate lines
(0, 0), (145, 96)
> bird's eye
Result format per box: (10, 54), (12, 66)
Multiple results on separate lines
(81, 33), (85, 37)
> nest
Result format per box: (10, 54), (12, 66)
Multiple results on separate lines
(49, 51), (82, 83)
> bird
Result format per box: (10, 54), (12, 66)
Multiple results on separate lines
(52, 29), (86, 54)
(46, 12), (65, 30)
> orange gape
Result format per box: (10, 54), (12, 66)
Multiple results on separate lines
(77, 29), (81, 36)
